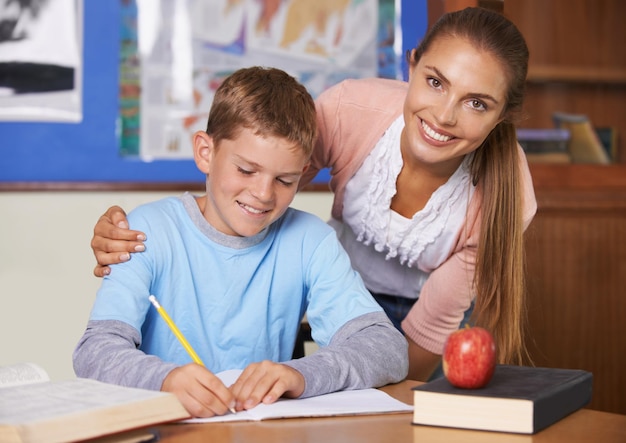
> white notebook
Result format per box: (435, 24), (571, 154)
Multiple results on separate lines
(185, 369), (413, 423)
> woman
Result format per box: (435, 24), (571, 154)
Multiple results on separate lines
(90, 7), (536, 381)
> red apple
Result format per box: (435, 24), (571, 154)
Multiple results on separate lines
(442, 326), (496, 389)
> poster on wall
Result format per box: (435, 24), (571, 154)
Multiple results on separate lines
(118, 0), (401, 160)
(0, 0), (83, 122)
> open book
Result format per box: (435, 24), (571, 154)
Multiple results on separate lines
(186, 369), (414, 423)
(0, 363), (190, 443)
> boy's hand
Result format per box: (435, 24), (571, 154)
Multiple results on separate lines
(91, 205), (146, 277)
(162, 364), (235, 418)
(230, 360), (305, 411)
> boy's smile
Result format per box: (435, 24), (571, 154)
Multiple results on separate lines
(194, 128), (309, 237)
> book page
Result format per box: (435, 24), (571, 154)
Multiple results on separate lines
(0, 378), (177, 424)
(186, 369), (413, 423)
(0, 362), (50, 388)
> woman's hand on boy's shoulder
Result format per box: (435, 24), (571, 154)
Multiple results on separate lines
(162, 363), (235, 418)
(91, 205), (147, 277)
(230, 360), (305, 411)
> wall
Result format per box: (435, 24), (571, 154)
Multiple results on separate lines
(0, 0), (428, 380)
(0, 191), (332, 381)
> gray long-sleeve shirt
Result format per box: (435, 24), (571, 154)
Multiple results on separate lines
(73, 311), (408, 398)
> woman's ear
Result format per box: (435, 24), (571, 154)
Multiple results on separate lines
(407, 48), (418, 78)
(193, 131), (214, 173)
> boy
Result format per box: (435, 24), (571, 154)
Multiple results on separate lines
(73, 66), (408, 418)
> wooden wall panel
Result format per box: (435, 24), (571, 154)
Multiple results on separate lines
(427, 0), (478, 31)
(505, 0), (626, 69)
(525, 171), (626, 414)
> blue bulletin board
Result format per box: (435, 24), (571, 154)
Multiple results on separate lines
(0, 1), (426, 190)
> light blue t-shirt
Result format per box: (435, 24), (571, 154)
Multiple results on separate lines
(89, 193), (382, 373)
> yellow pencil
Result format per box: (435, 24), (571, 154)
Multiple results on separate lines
(148, 295), (236, 414)
(148, 295), (205, 366)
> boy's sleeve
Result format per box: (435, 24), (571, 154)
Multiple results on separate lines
(73, 319), (178, 391)
(284, 311), (408, 398)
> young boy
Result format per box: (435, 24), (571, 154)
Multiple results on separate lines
(73, 67), (408, 418)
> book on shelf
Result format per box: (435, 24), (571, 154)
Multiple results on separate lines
(0, 362), (190, 443)
(411, 364), (592, 435)
(516, 128), (570, 153)
(552, 112), (611, 164)
(516, 128), (572, 164)
(595, 126), (618, 162)
(186, 369), (414, 423)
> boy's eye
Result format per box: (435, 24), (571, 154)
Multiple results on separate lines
(277, 178), (295, 186)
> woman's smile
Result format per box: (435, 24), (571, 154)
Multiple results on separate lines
(421, 119), (454, 143)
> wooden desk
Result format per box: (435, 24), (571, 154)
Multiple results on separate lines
(150, 381), (626, 443)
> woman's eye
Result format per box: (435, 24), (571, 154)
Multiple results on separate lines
(470, 100), (487, 111)
(427, 77), (441, 89)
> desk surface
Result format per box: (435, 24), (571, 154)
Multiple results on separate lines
(152, 381), (626, 443)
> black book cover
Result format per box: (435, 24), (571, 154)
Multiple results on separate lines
(413, 365), (593, 433)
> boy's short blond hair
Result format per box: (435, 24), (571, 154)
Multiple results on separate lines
(205, 66), (317, 158)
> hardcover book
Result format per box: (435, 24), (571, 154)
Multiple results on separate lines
(552, 112), (611, 164)
(516, 128), (572, 163)
(412, 365), (592, 434)
(0, 363), (190, 443)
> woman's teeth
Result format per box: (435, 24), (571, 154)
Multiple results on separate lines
(422, 121), (452, 142)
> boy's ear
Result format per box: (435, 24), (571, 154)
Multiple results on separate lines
(193, 131), (214, 173)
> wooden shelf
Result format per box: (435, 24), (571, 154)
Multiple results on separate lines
(529, 164), (626, 209)
(527, 65), (626, 84)
(530, 164), (626, 190)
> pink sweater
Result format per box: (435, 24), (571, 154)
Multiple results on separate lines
(301, 78), (537, 355)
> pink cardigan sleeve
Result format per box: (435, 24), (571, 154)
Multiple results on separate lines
(401, 147), (537, 355)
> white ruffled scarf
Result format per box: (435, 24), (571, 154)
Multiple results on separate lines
(351, 116), (473, 268)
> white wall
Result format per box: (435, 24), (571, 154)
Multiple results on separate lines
(0, 191), (332, 381)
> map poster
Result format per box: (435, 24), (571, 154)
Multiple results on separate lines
(118, 0), (400, 160)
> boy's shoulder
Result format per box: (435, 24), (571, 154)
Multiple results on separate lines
(278, 207), (333, 237)
(128, 196), (182, 216)
(126, 196), (185, 226)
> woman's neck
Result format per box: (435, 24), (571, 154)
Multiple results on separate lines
(391, 140), (464, 217)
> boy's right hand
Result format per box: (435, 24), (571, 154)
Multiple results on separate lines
(162, 364), (236, 418)
(91, 205), (146, 277)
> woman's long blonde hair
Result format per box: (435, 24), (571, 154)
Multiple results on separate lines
(409, 7), (530, 365)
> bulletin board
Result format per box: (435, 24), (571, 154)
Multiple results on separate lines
(0, 1), (426, 191)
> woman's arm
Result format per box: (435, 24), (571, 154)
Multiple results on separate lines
(406, 338), (441, 382)
(91, 205), (146, 277)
